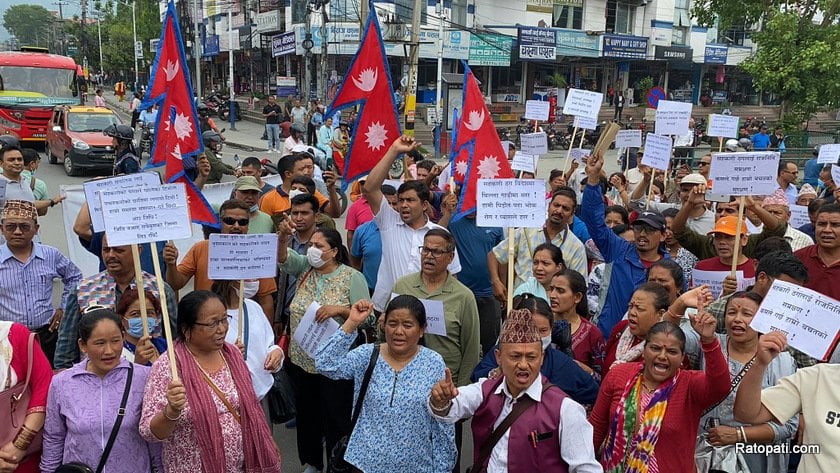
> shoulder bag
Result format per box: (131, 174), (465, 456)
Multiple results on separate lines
(0, 332), (41, 458)
(327, 344), (380, 473)
(268, 320), (296, 424)
(56, 363), (135, 473)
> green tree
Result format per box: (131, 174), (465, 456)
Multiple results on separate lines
(2, 4), (54, 47)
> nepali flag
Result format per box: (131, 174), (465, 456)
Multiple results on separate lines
(450, 63), (514, 222)
(325, 2), (400, 191)
(141, 1), (219, 227)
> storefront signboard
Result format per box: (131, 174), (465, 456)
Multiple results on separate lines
(469, 33), (513, 67)
(602, 34), (648, 59)
(704, 45), (728, 64)
(555, 29), (600, 58)
(654, 46), (693, 62)
(518, 27), (557, 62)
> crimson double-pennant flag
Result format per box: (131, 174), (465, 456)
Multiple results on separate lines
(325, 3), (400, 190)
(450, 63), (514, 222)
(141, 1), (219, 227)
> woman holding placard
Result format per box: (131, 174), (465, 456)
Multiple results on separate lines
(276, 224), (369, 473)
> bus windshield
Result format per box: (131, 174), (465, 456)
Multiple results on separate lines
(0, 65), (78, 105)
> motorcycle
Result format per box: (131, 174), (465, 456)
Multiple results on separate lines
(137, 122), (154, 158)
(204, 93), (242, 121)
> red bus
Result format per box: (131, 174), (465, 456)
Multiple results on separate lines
(0, 47), (84, 143)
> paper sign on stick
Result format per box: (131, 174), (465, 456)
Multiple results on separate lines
(574, 116), (598, 130)
(562, 89), (603, 119)
(84, 172), (162, 233)
(293, 301), (340, 358)
(615, 129), (643, 148)
(817, 144), (840, 164)
(708, 152), (780, 196)
(391, 294), (447, 336)
(569, 148), (589, 163)
(476, 179), (547, 228)
(691, 269), (753, 298)
(832, 164), (840, 186)
(707, 114), (740, 138)
(789, 205), (811, 229)
(208, 233), (279, 280)
(520, 132), (548, 155)
(751, 280), (840, 361)
(524, 100), (550, 121)
(641, 133), (673, 171)
(511, 153), (538, 173)
(100, 183), (192, 246)
(655, 100), (693, 136)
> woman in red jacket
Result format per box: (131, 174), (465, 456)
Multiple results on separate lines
(590, 314), (729, 472)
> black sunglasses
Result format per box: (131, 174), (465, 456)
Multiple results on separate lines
(222, 217), (250, 226)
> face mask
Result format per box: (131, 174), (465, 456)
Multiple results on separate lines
(306, 246), (327, 268)
(240, 280), (259, 299)
(249, 204), (259, 214)
(541, 335), (552, 351)
(289, 189), (305, 200)
(126, 317), (157, 339)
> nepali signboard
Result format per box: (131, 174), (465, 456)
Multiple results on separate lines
(518, 27), (556, 62)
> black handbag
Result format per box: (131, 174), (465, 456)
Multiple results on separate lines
(267, 368), (297, 424)
(327, 345), (379, 473)
(56, 364), (134, 473)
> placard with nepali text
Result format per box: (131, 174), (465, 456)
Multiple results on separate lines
(208, 233), (279, 280)
(708, 152), (780, 196)
(641, 133), (673, 171)
(520, 132), (548, 155)
(615, 129), (643, 148)
(524, 100), (550, 121)
(85, 172), (162, 233)
(817, 144), (840, 165)
(293, 301), (340, 358)
(476, 179), (546, 228)
(655, 100), (693, 136)
(511, 153), (539, 173)
(562, 89), (603, 119)
(574, 116), (598, 130)
(100, 183), (192, 246)
(707, 114), (740, 138)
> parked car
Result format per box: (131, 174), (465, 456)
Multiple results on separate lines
(47, 105), (122, 176)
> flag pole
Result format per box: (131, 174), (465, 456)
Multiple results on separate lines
(130, 244), (150, 337)
(730, 196), (746, 277)
(506, 231), (515, 311)
(150, 245), (179, 381)
(562, 123), (579, 173)
(237, 279), (246, 360)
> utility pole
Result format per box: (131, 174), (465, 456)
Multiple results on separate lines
(80, 0), (88, 62)
(403, 0), (422, 137)
(319, 1), (328, 103)
(434, 0), (444, 156)
(228, 8), (236, 130)
(54, 1), (67, 55)
(193, 0), (202, 99)
(360, 0), (368, 29)
(303, 5), (313, 101)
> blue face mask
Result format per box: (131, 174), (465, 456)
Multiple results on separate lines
(126, 317), (157, 338)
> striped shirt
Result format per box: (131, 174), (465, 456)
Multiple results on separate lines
(0, 243), (82, 329)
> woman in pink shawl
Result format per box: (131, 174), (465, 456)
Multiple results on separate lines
(140, 291), (281, 473)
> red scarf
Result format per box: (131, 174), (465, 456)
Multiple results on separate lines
(174, 341), (281, 473)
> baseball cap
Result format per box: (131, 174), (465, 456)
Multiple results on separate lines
(233, 176), (261, 192)
(680, 173), (706, 186)
(708, 215), (744, 236)
(633, 210), (666, 231)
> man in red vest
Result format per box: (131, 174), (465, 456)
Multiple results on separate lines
(428, 309), (601, 472)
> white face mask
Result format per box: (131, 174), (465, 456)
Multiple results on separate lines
(541, 335), (552, 351)
(249, 204), (259, 214)
(240, 280), (259, 299)
(306, 246), (327, 268)
(289, 189), (306, 200)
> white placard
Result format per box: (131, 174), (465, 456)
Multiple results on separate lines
(574, 116), (598, 130)
(751, 280), (840, 361)
(832, 164), (840, 186)
(207, 233), (279, 280)
(520, 132), (548, 156)
(0, 180), (7, 199)
(390, 294), (447, 336)
(708, 152), (780, 196)
(615, 129), (642, 148)
(641, 133), (673, 171)
(524, 100), (550, 121)
(293, 301), (340, 358)
(707, 114), (740, 138)
(817, 144), (840, 164)
(790, 204), (811, 229)
(476, 179), (547, 228)
(562, 89), (603, 119)
(383, 179), (403, 191)
(655, 100), (693, 136)
(84, 173), (162, 233)
(569, 148), (589, 163)
(691, 269), (753, 299)
(100, 183), (192, 246)
(511, 153), (538, 173)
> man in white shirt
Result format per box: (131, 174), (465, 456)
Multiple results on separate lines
(282, 123), (306, 157)
(428, 309), (602, 473)
(362, 135), (461, 312)
(629, 172), (716, 235)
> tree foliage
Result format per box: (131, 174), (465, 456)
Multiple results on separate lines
(3, 4), (55, 47)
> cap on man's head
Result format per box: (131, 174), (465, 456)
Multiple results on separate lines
(680, 173), (706, 186)
(234, 176), (261, 192)
(633, 210), (666, 231)
(708, 215), (744, 236)
(1, 200), (38, 221)
(798, 183), (818, 198)
(499, 309), (540, 344)
(762, 189), (789, 208)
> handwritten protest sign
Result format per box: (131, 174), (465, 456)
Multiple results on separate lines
(655, 100), (693, 136)
(563, 89), (603, 119)
(511, 153), (538, 173)
(817, 143), (840, 164)
(524, 100), (550, 121)
(707, 114), (740, 138)
(520, 132), (548, 155)
(100, 183), (192, 246)
(476, 179), (546, 228)
(641, 133), (673, 170)
(790, 205), (811, 229)
(293, 301), (340, 357)
(84, 172), (162, 232)
(709, 152), (780, 196)
(569, 148), (589, 162)
(208, 233), (279, 280)
(391, 294), (447, 336)
(832, 164), (840, 187)
(616, 129), (643, 148)
(692, 269), (753, 298)
(751, 280), (840, 361)
(574, 116), (598, 130)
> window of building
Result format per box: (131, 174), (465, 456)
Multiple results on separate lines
(672, 26), (688, 45)
(613, 3), (635, 34)
(553, 2), (584, 30)
(673, 0), (690, 45)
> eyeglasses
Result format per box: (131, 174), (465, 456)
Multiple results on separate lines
(194, 316), (231, 330)
(632, 225), (659, 234)
(698, 162), (711, 167)
(419, 246), (452, 258)
(3, 222), (33, 232)
(221, 217), (250, 226)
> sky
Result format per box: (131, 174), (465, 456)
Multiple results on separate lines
(1, 0), (83, 41)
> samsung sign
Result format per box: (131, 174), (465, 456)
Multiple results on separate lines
(654, 46), (692, 61)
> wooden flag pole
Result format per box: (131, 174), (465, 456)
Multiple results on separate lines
(645, 174), (656, 209)
(730, 196), (747, 277)
(506, 233), (515, 311)
(718, 136), (724, 153)
(150, 245), (179, 381)
(562, 124), (579, 173)
(577, 127), (586, 149)
(130, 244), (150, 337)
(237, 279), (245, 344)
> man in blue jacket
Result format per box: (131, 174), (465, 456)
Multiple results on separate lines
(580, 152), (668, 337)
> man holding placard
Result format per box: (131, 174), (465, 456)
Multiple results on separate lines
(692, 216), (756, 296)
(163, 200), (277, 317)
(794, 203), (840, 301)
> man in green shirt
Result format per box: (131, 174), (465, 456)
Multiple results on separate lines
(22, 149), (48, 200)
(211, 176), (275, 234)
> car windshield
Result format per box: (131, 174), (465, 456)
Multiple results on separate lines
(0, 65), (79, 105)
(68, 113), (119, 132)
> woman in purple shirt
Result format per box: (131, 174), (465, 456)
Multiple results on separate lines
(40, 308), (163, 472)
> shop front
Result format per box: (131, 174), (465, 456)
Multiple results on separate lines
(654, 45), (697, 103)
(601, 34), (649, 105)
